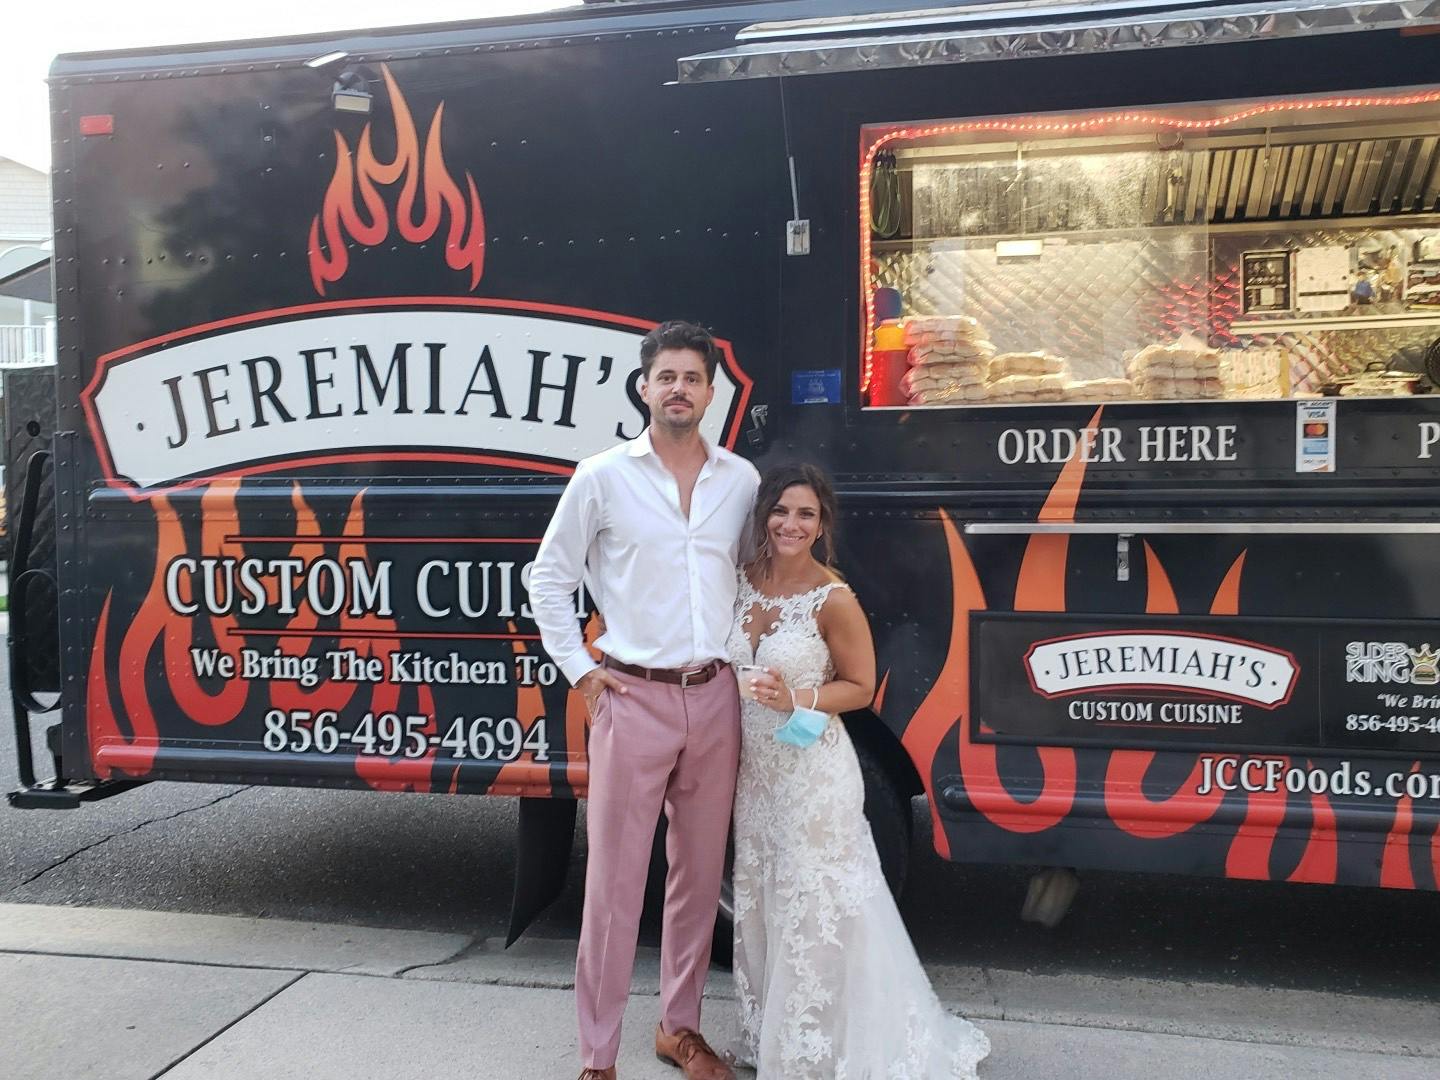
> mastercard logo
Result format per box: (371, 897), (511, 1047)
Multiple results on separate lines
(1303, 422), (1329, 438)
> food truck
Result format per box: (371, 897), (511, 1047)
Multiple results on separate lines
(10, 0), (1440, 937)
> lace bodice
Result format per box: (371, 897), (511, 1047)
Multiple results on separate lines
(728, 571), (847, 697)
(726, 572), (855, 780)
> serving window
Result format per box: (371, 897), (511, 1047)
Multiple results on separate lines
(861, 89), (1440, 409)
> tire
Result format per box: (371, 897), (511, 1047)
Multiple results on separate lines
(711, 838), (736, 969)
(4, 367), (59, 695)
(711, 739), (912, 969)
(855, 739), (913, 899)
(1020, 867), (1081, 928)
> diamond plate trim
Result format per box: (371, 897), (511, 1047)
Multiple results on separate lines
(678, 1), (1440, 83)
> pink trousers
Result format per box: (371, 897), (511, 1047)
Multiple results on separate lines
(576, 664), (741, 1069)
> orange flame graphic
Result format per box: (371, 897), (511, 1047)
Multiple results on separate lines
(87, 594), (151, 777)
(955, 408), (1108, 833)
(266, 484), (346, 714)
(1288, 787), (1338, 884)
(1210, 550), (1334, 883)
(90, 482), (253, 776)
(272, 488), (437, 793)
(1380, 763), (1423, 888)
(1225, 780), (1290, 879)
(905, 413), (1107, 850)
(491, 612), (602, 796)
(499, 623), (552, 797)
(308, 65), (486, 296)
(564, 613), (605, 795)
(89, 483), (436, 791)
(1103, 548), (1225, 839)
(901, 510), (986, 859)
(1099, 545), (1336, 882)
(912, 405), (1342, 885)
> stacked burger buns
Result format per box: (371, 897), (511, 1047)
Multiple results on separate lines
(901, 316), (999, 405)
(986, 352), (1069, 403)
(899, 319), (1229, 407)
(1126, 343), (1223, 400)
(1060, 377), (1134, 401)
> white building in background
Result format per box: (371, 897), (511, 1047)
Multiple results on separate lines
(0, 155), (55, 369)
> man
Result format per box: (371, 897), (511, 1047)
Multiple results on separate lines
(529, 320), (758, 1080)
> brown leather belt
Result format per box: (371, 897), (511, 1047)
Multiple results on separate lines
(601, 656), (724, 688)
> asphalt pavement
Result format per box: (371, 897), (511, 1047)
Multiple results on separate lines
(3, 902), (1436, 1080)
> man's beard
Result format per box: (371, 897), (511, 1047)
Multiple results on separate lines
(651, 402), (702, 434)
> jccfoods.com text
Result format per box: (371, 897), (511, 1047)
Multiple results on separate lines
(1196, 757), (1440, 800)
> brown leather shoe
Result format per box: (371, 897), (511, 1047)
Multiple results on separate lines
(577, 1068), (615, 1080)
(654, 1025), (735, 1080)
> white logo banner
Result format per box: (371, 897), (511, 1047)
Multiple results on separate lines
(85, 306), (747, 491)
(1025, 631), (1299, 707)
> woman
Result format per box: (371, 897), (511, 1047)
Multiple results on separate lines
(726, 463), (990, 1079)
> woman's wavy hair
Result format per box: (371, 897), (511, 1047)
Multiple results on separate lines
(751, 462), (840, 574)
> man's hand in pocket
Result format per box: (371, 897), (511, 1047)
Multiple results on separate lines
(577, 668), (628, 719)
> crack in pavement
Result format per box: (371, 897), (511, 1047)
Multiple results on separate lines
(148, 969), (308, 1080)
(390, 936), (483, 979)
(979, 964), (1001, 1016)
(9, 786), (255, 893)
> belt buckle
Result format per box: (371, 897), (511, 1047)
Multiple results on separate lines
(678, 665), (706, 688)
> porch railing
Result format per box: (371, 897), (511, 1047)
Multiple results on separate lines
(0, 325), (55, 368)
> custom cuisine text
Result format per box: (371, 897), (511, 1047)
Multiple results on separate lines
(165, 554), (588, 621)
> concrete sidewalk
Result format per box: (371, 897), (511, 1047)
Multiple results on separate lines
(1, 903), (1435, 1080)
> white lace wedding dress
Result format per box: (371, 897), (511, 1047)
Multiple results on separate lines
(726, 572), (991, 1079)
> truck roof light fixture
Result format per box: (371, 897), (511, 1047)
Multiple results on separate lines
(331, 69), (373, 115)
(306, 50), (349, 69)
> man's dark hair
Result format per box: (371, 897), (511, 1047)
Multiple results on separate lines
(639, 320), (722, 383)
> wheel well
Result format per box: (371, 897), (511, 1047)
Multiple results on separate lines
(840, 709), (924, 799)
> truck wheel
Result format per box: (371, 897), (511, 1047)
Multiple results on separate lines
(46, 723), (64, 779)
(712, 739), (913, 969)
(856, 739), (913, 898)
(711, 840), (736, 969)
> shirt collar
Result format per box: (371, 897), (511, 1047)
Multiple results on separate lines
(626, 426), (720, 467)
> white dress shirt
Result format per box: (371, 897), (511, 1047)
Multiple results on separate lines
(529, 427), (760, 686)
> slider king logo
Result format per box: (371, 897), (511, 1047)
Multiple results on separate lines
(1346, 641), (1440, 687)
(79, 67), (751, 495)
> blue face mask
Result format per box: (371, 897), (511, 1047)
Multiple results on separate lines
(773, 689), (827, 748)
